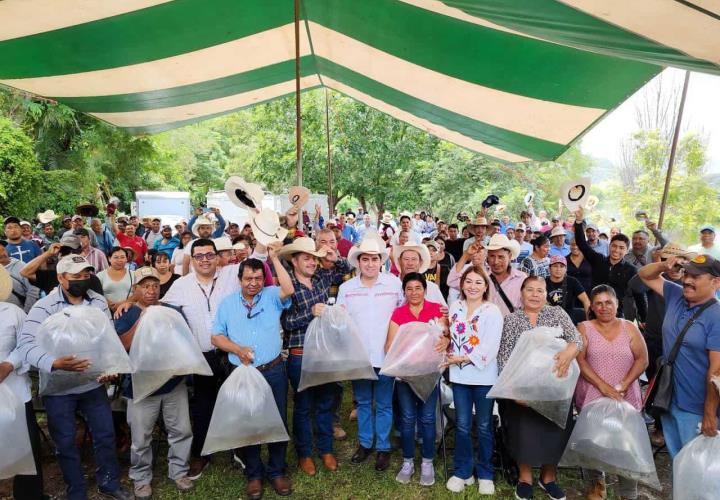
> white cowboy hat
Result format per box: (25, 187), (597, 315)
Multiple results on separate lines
(225, 176), (264, 212)
(0, 265), (12, 302)
(585, 195), (600, 211)
(381, 212), (393, 224)
(249, 208), (288, 246)
(277, 236), (328, 260)
(288, 186), (311, 209)
(392, 242), (431, 274)
(37, 209), (59, 224)
(524, 192), (534, 207)
(348, 235), (389, 269)
(549, 226), (567, 239)
(485, 234), (521, 260)
(212, 236), (233, 252)
(191, 215), (214, 237)
(494, 204), (506, 214)
(560, 177), (591, 211)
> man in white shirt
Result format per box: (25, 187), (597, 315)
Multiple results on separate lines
(392, 214), (422, 245)
(143, 218), (163, 249)
(337, 238), (402, 472)
(688, 224), (720, 259)
(356, 214), (376, 240)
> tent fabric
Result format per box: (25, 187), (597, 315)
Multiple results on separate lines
(0, 1), (717, 163)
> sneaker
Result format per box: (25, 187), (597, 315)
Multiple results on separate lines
(175, 476), (194, 492)
(395, 460), (414, 484)
(538, 479), (566, 500)
(133, 484), (152, 500)
(478, 479), (495, 495)
(446, 475), (475, 493)
(98, 487), (134, 500)
(515, 481), (534, 500)
(419, 461), (435, 486)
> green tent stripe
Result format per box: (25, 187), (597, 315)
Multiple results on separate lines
(53, 58), (314, 113)
(119, 85), (321, 135)
(304, 0), (660, 108)
(0, 0), (292, 79)
(442, 0), (720, 75)
(315, 58), (565, 161)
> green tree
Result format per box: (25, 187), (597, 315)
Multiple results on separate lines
(0, 117), (41, 218)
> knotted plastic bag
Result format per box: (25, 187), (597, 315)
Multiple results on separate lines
(673, 434), (720, 499)
(560, 398), (660, 489)
(298, 306), (377, 392)
(487, 327), (579, 428)
(202, 364), (288, 455)
(38, 305), (133, 395)
(0, 384), (36, 479)
(129, 305), (212, 402)
(380, 321), (444, 401)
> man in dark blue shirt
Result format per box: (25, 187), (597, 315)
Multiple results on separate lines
(4, 216), (41, 263)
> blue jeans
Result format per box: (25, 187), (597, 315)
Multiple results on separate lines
(661, 402), (705, 458)
(452, 384), (494, 480)
(286, 354), (334, 457)
(396, 381), (438, 459)
(238, 361), (289, 480)
(43, 386), (121, 500)
(352, 368), (394, 452)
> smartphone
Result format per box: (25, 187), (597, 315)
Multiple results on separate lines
(634, 211), (649, 221)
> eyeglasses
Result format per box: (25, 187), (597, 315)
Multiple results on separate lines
(192, 252), (217, 261)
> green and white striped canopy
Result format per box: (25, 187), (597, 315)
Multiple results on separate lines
(1, 0), (718, 162)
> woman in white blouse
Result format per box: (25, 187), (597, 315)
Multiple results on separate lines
(442, 265), (503, 495)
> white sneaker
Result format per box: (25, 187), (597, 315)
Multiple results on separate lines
(478, 479), (496, 495)
(446, 475), (475, 493)
(395, 461), (414, 484)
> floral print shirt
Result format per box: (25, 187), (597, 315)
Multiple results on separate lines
(448, 300), (504, 385)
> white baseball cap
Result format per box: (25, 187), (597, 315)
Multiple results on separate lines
(56, 255), (94, 274)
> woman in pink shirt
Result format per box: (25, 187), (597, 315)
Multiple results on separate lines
(384, 272), (449, 487)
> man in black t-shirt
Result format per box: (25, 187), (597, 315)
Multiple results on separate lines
(546, 255), (590, 324)
(444, 223), (466, 261)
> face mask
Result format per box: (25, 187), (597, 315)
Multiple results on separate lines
(67, 278), (92, 297)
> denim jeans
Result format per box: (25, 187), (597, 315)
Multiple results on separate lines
(286, 354), (334, 457)
(452, 384), (494, 480)
(661, 402), (706, 458)
(238, 361), (289, 480)
(352, 368), (394, 452)
(43, 386), (121, 500)
(396, 381), (438, 459)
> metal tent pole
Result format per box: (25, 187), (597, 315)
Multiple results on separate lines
(325, 88), (334, 216)
(294, 0), (303, 186)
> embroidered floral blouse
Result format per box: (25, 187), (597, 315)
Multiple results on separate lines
(448, 300), (504, 385)
(498, 305), (583, 373)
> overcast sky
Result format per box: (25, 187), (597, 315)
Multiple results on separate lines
(580, 68), (720, 172)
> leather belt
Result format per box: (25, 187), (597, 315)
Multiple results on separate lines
(256, 354), (283, 372)
(288, 348), (304, 356)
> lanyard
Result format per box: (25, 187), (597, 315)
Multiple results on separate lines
(197, 278), (217, 312)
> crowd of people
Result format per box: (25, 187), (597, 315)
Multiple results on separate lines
(1, 197), (719, 500)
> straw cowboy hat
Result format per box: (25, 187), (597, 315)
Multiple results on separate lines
(225, 176), (264, 212)
(560, 177), (591, 211)
(76, 203), (99, 217)
(37, 210), (59, 224)
(277, 236), (328, 260)
(549, 226), (567, 239)
(348, 235), (390, 269)
(191, 215), (214, 237)
(288, 186), (311, 210)
(585, 195), (600, 211)
(249, 208), (288, 246)
(0, 266), (12, 302)
(392, 242), (431, 273)
(381, 212), (393, 224)
(660, 242), (697, 261)
(467, 216), (489, 229)
(485, 234), (521, 260)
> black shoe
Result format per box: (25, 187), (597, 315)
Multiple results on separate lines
(374, 451), (391, 471)
(350, 445), (373, 464)
(515, 481), (534, 500)
(98, 487), (134, 500)
(538, 479), (566, 500)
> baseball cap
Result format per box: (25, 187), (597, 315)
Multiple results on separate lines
(71, 214), (83, 221)
(59, 233), (81, 249)
(515, 222), (527, 231)
(19, 220), (31, 227)
(56, 255), (94, 274)
(682, 254), (720, 277)
(133, 266), (161, 283)
(550, 255), (567, 266)
(586, 223), (599, 232)
(3, 216), (20, 226)
(74, 228), (90, 237)
(700, 224), (716, 234)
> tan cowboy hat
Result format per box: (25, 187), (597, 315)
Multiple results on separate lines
(549, 226), (566, 239)
(467, 216), (489, 229)
(348, 235), (390, 269)
(191, 215), (214, 237)
(249, 208), (288, 246)
(381, 212), (393, 224)
(660, 243), (697, 261)
(37, 209), (59, 224)
(392, 242), (431, 273)
(585, 195), (600, 211)
(225, 176), (264, 212)
(0, 266), (12, 302)
(277, 237), (327, 260)
(288, 186), (311, 210)
(560, 177), (591, 211)
(485, 234), (521, 260)
(495, 204), (506, 214)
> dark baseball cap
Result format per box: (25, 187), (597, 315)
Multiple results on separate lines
(3, 216), (20, 226)
(682, 254), (720, 277)
(74, 228), (90, 237)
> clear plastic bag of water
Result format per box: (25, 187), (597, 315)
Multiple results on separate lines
(560, 398), (660, 489)
(381, 321), (444, 401)
(0, 384), (36, 479)
(202, 364), (289, 455)
(673, 434), (720, 499)
(487, 326), (579, 428)
(38, 305), (133, 395)
(298, 306), (377, 392)
(129, 305), (212, 402)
